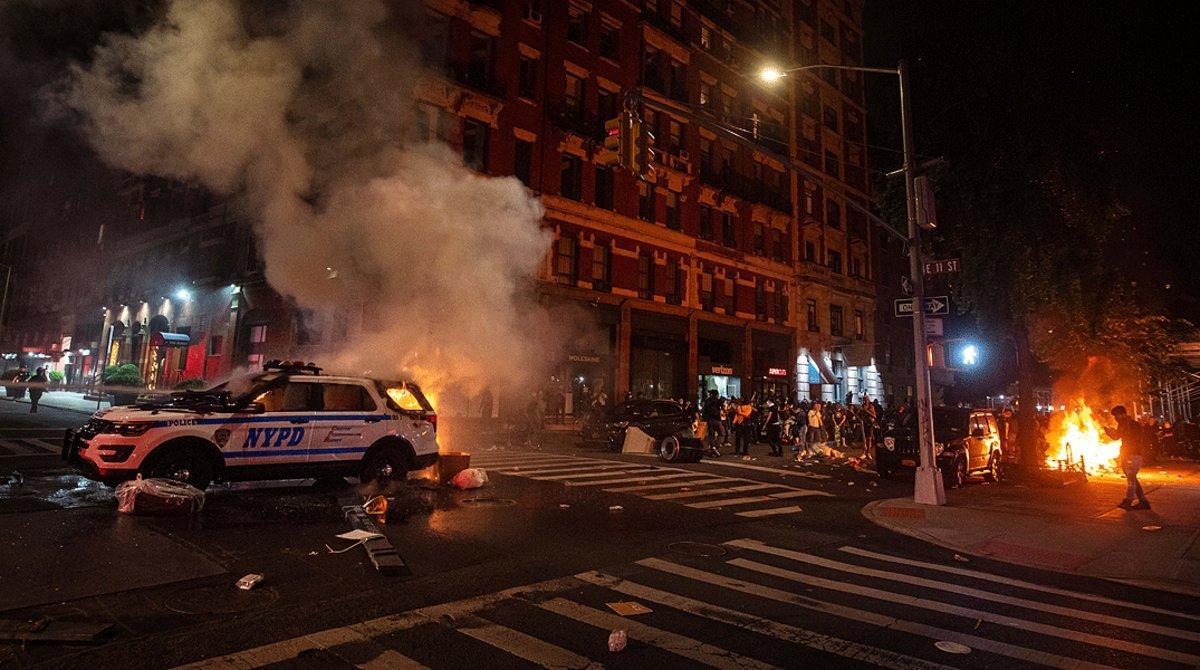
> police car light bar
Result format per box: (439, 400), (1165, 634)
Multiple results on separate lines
(263, 360), (323, 375)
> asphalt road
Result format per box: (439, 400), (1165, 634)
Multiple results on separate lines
(1, 409), (1197, 669)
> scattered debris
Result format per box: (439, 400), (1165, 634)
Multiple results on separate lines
(607, 602), (653, 616)
(934, 641), (972, 655)
(363, 495), (388, 516)
(7, 471), (22, 487)
(236, 574), (265, 591)
(338, 500), (411, 575)
(450, 468), (488, 490)
(953, 554), (970, 563)
(559, 503), (571, 509)
(1142, 525), (1162, 532)
(608, 505), (624, 511)
(115, 476), (205, 515)
(846, 481), (855, 486)
(608, 629), (628, 652)
(973, 619), (982, 630)
(0, 617), (114, 644)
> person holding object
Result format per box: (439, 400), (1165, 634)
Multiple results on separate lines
(1107, 405), (1150, 510)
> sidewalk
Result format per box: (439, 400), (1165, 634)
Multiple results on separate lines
(864, 464), (1200, 596)
(3, 391), (110, 415)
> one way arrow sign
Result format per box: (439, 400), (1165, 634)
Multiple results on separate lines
(894, 296), (950, 317)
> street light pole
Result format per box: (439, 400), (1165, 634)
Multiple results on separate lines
(897, 60), (945, 505)
(765, 59), (944, 505)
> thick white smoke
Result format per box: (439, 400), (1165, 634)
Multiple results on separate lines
(61, 0), (565, 394)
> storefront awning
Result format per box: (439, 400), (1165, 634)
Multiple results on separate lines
(813, 352), (836, 384)
(151, 332), (191, 347)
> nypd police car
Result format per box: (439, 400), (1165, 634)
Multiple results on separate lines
(63, 361), (440, 490)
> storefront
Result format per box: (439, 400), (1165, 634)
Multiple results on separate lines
(749, 366), (791, 401)
(698, 364), (742, 402)
(630, 334), (685, 399)
(564, 352), (611, 415)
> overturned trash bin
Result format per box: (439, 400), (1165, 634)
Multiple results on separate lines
(438, 451), (471, 485)
(115, 475), (205, 515)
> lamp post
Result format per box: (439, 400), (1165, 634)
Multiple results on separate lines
(0, 263), (12, 353)
(761, 60), (945, 505)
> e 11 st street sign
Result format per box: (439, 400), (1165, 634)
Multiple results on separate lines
(924, 258), (961, 275)
(895, 296), (950, 317)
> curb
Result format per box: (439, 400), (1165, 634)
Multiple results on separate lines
(862, 497), (1200, 597)
(2, 396), (103, 416)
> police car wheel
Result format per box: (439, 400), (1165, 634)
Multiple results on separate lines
(360, 447), (408, 485)
(143, 446), (214, 490)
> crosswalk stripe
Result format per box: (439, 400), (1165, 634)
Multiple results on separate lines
(565, 472), (705, 487)
(728, 557), (1200, 666)
(697, 458), (834, 479)
(536, 597), (779, 670)
(688, 495), (786, 509)
(577, 571), (956, 670)
(645, 483), (780, 500)
(732, 539), (1200, 644)
(494, 462), (640, 475)
(535, 467), (659, 481)
(839, 545), (1200, 623)
(0, 438), (58, 456)
(736, 505), (805, 518)
(32, 438), (62, 451)
(471, 456), (585, 467)
(638, 557), (1119, 670)
(603, 477), (732, 493)
(439, 612), (602, 669)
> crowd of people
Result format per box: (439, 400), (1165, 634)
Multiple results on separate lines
(697, 390), (886, 461)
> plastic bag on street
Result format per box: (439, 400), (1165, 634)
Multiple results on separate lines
(115, 475), (205, 515)
(449, 468), (488, 490)
(608, 629), (627, 652)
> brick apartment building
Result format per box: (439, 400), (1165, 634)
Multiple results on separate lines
(1, 0), (887, 413)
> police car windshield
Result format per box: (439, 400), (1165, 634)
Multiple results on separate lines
(209, 372), (283, 402)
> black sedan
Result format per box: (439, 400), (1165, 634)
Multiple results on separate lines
(579, 399), (702, 462)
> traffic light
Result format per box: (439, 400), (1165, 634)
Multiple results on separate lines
(633, 120), (655, 180)
(598, 115), (626, 167)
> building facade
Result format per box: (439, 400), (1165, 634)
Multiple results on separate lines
(2, 0), (886, 413)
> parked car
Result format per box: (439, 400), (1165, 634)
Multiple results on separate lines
(876, 407), (1003, 488)
(579, 399), (702, 462)
(64, 360), (439, 490)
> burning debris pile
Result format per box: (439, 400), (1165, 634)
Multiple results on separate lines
(1044, 399), (1122, 475)
(56, 0), (571, 399)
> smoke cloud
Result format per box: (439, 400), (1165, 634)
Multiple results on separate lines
(59, 0), (566, 394)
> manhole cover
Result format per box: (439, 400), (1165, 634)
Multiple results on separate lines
(161, 583), (279, 614)
(666, 542), (727, 558)
(460, 497), (516, 507)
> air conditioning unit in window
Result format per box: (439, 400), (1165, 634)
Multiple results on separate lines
(523, 5), (543, 24)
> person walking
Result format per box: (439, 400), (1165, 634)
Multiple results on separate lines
(27, 366), (48, 413)
(702, 390), (725, 456)
(793, 400), (810, 460)
(1107, 405), (1150, 510)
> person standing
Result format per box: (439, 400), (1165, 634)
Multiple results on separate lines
(702, 390), (725, 455)
(732, 397), (754, 456)
(1107, 405), (1149, 510)
(807, 401), (825, 455)
(27, 366), (48, 413)
(793, 400), (810, 460)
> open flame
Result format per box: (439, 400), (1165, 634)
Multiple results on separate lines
(1044, 399), (1122, 474)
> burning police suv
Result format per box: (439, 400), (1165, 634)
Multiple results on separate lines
(63, 361), (439, 490)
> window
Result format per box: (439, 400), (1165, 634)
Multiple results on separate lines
(826, 199), (840, 228)
(665, 261), (681, 304)
(820, 19), (837, 45)
(724, 276), (736, 314)
(514, 138), (533, 186)
(700, 271), (714, 310)
(752, 222), (764, 255)
(321, 384), (375, 412)
(560, 154), (582, 200)
(250, 325), (267, 344)
(554, 235), (577, 279)
(665, 191), (680, 230)
(564, 73), (584, 115)
(824, 150), (840, 177)
(256, 382), (316, 413)
(599, 22), (620, 59)
(639, 182), (656, 221)
(805, 240), (816, 261)
(807, 299), (819, 332)
(518, 55), (539, 99)
(804, 189), (814, 215)
(721, 211), (736, 248)
(567, 5), (588, 45)
(854, 309), (864, 340)
(699, 25), (711, 50)
(699, 205), (714, 240)
(828, 249), (842, 273)
(668, 0), (683, 28)
(699, 81), (711, 108)
(420, 11), (450, 67)
(771, 228), (784, 261)
(596, 88), (618, 126)
(850, 255), (863, 278)
(667, 120), (683, 156)
(830, 304), (844, 337)
(594, 165), (613, 209)
(208, 335), (223, 356)
(462, 118), (488, 172)
(467, 31), (494, 88)
(823, 105), (839, 131)
(591, 243), (610, 286)
(637, 253), (655, 299)
(755, 280), (766, 321)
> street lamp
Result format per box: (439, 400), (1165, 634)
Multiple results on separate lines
(960, 343), (979, 367)
(762, 60), (945, 505)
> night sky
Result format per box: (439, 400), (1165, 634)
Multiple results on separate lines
(865, 0), (1200, 321)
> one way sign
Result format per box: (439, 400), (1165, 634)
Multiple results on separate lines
(895, 296), (950, 317)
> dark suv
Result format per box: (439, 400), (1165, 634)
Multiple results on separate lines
(580, 399), (698, 460)
(877, 407), (1002, 488)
